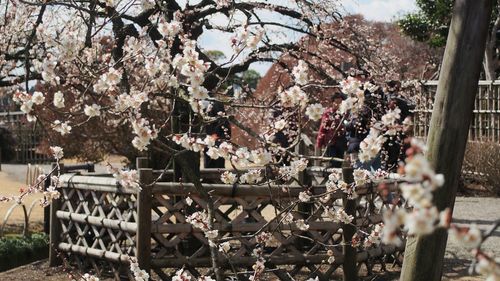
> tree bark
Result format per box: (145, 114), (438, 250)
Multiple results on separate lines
(483, 4), (500, 80)
(400, 1), (493, 281)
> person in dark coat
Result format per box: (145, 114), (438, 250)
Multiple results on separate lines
(270, 107), (299, 166)
(204, 101), (231, 168)
(316, 92), (347, 168)
(345, 81), (386, 170)
(381, 80), (415, 171)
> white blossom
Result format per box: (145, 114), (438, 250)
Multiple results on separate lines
(32, 91), (45, 105)
(53, 91), (65, 108)
(239, 170), (262, 184)
(172, 269), (191, 281)
(305, 103), (325, 121)
(358, 128), (386, 163)
(50, 146), (64, 159)
(112, 169), (140, 190)
(449, 224), (482, 249)
(158, 19), (182, 39)
(279, 86), (308, 108)
(52, 120), (72, 135)
(404, 207), (439, 236)
(84, 104), (101, 117)
(295, 219), (310, 231)
(292, 60), (309, 85)
(220, 171), (237, 184)
(219, 242), (231, 253)
(251, 148), (272, 166)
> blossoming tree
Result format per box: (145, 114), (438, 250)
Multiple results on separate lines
(0, 0), (498, 281)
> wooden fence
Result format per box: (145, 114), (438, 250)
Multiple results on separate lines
(413, 80), (500, 142)
(0, 111), (49, 163)
(50, 159), (405, 280)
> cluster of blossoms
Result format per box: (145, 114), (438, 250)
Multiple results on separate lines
(338, 77), (365, 115)
(131, 118), (158, 151)
(278, 158), (309, 181)
(358, 128), (386, 163)
(108, 167), (140, 190)
(231, 24), (265, 53)
(381, 140), (447, 245)
(292, 60), (309, 86)
(363, 223), (383, 248)
(279, 85), (309, 109)
(93, 67), (122, 93)
(52, 120), (72, 136)
(186, 211), (219, 240)
(174, 133), (277, 171)
(305, 103), (325, 121)
(172, 39), (211, 107)
(323, 207), (354, 224)
(13, 91), (44, 121)
(129, 259), (150, 281)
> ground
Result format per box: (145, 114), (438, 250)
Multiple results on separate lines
(0, 163), (498, 280)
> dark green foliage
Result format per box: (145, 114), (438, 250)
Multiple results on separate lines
(240, 69), (261, 90)
(398, 0), (454, 47)
(0, 233), (49, 271)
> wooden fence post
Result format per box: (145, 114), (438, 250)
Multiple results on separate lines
(401, 1), (493, 280)
(43, 175), (51, 234)
(136, 158), (152, 273)
(341, 164), (357, 281)
(49, 163), (63, 266)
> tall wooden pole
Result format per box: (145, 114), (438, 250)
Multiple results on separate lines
(49, 163), (64, 267)
(136, 158), (152, 273)
(342, 164), (357, 281)
(401, 1), (492, 280)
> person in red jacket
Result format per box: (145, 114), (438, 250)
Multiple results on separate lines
(316, 92), (347, 168)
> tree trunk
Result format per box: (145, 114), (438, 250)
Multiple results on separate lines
(484, 5), (500, 80)
(484, 46), (496, 80)
(400, 1), (493, 281)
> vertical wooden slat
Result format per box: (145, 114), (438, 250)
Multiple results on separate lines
(49, 163), (64, 267)
(489, 84), (493, 141)
(341, 164), (357, 281)
(136, 158), (152, 273)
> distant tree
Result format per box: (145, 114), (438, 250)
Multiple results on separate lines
(240, 69), (261, 90)
(205, 50), (262, 91)
(205, 50), (227, 62)
(399, 0), (500, 80)
(398, 0), (453, 48)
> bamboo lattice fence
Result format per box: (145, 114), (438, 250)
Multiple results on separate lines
(49, 159), (405, 280)
(413, 80), (500, 142)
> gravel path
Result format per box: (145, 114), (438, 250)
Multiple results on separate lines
(443, 197), (500, 280)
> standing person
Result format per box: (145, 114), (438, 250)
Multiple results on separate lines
(269, 106), (299, 166)
(345, 75), (385, 170)
(205, 100), (231, 168)
(316, 92), (347, 168)
(381, 80), (414, 171)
